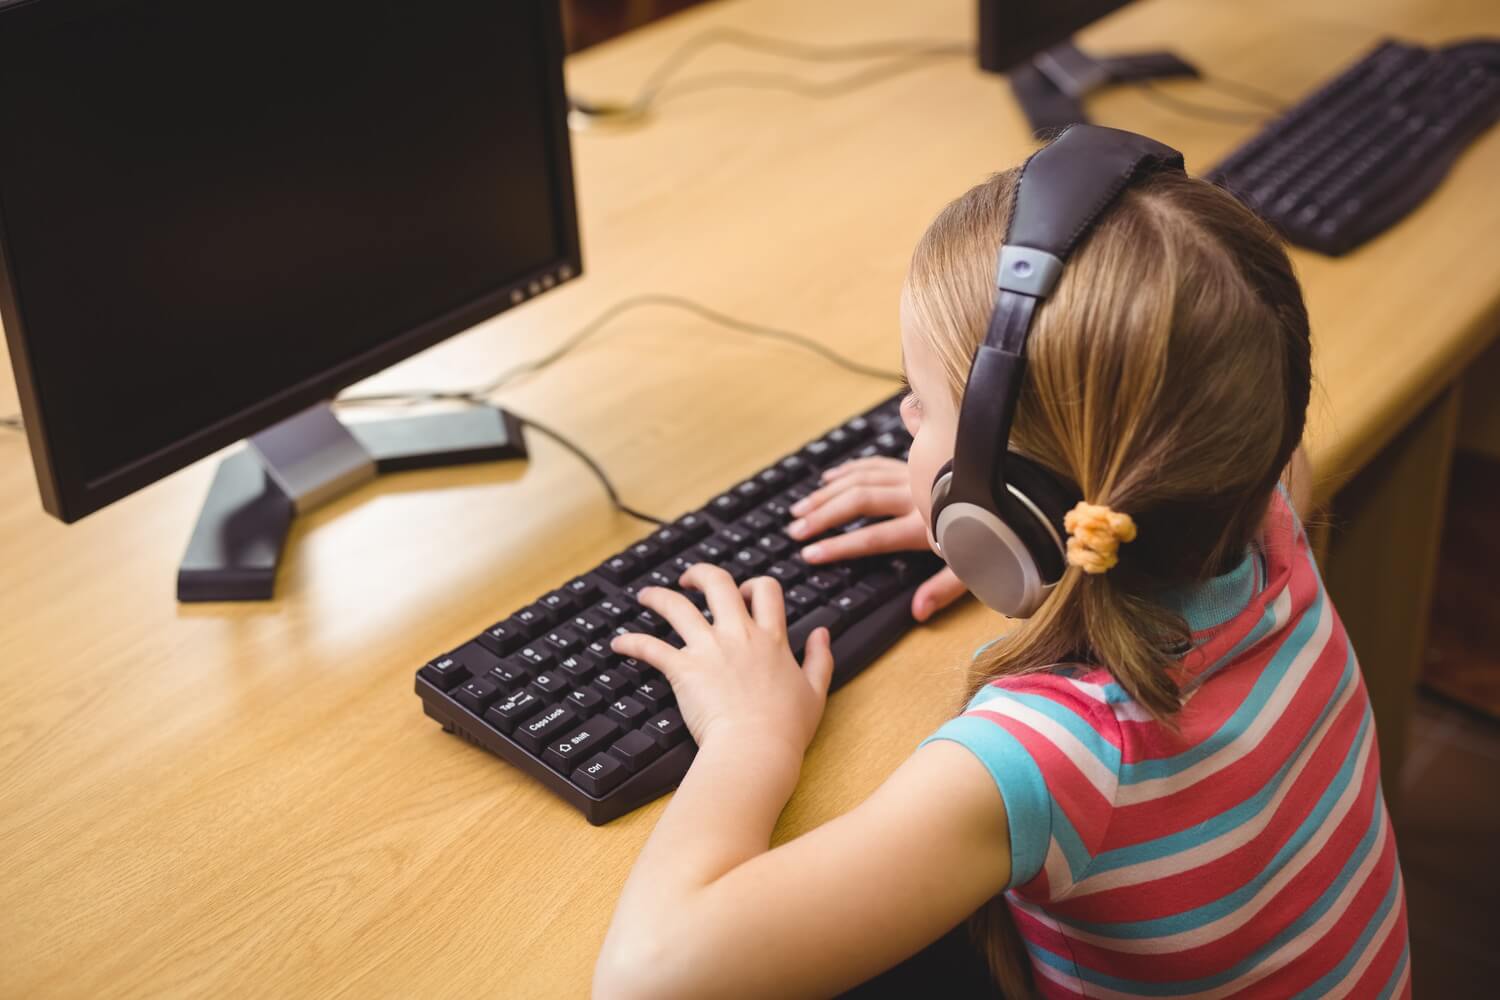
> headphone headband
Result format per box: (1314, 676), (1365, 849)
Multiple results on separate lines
(948, 126), (1185, 509)
(931, 126), (1185, 618)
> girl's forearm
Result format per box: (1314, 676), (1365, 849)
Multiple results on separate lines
(598, 737), (803, 977)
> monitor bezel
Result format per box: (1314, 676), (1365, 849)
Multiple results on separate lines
(0, 0), (582, 523)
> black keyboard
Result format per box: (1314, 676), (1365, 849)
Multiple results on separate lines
(1207, 39), (1500, 255)
(414, 394), (943, 824)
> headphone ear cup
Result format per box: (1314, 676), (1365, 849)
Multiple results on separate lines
(994, 453), (1076, 584)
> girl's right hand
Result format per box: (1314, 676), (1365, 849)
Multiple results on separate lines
(785, 456), (968, 623)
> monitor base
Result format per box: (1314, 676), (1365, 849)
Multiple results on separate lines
(1009, 39), (1198, 134)
(177, 405), (526, 602)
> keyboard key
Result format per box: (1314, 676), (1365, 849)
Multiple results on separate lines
(593, 669), (633, 696)
(645, 708), (690, 749)
(569, 610), (610, 638)
(608, 696), (648, 724)
(757, 466), (787, 488)
(628, 540), (659, 564)
(803, 439), (833, 463)
(845, 415), (871, 437)
(734, 479), (764, 503)
(630, 609), (670, 637)
(449, 641), (502, 677)
(614, 658), (645, 684)
(672, 513), (712, 541)
(757, 533), (792, 556)
(859, 569), (901, 602)
(786, 584), (822, 611)
(807, 570), (845, 594)
(485, 689), (542, 733)
(648, 525), (689, 554)
(515, 603), (555, 631)
(788, 606), (843, 651)
(741, 510), (775, 533)
(779, 453), (809, 476)
(832, 587), (872, 618)
(572, 751), (628, 797)
(488, 657), (535, 689)
(767, 560), (805, 587)
(634, 679), (674, 710)
(558, 652), (598, 683)
(540, 590), (574, 616)
(567, 686), (605, 712)
(419, 654), (468, 691)
(609, 729), (664, 773)
(454, 677), (501, 714)
(544, 715), (622, 772)
(600, 554), (637, 584)
(565, 576), (599, 602)
(475, 619), (527, 656)
(728, 548), (767, 581)
(709, 492), (742, 518)
(760, 498), (792, 522)
(529, 669), (568, 698)
(718, 525), (752, 547)
(594, 598), (633, 624)
(690, 538), (731, 562)
(545, 626), (584, 654)
(517, 644), (556, 671)
(514, 703), (578, 753)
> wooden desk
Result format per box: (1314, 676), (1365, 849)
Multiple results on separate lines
(2, 0), (1497, 995)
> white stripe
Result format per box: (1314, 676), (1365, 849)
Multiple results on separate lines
(1069, 650), (1362, 899)
(972, 698), (1119, 801)
(1058, 715), (1376, 956)
(1042, 835), (1074, 897)
(1067, 677), (1157, 724)
(1320, 865), (1407, 1000)
(1114, 587), (1331, 807)
(1188, 806), (1396, 999)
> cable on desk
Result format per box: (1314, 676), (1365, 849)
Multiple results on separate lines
(1130, 79), (1279, 124)
(570, 28), (971, 122)
(1195, 73), (1289, 114)
(336, 292), (901, 408)
(509, 411), (667, 526)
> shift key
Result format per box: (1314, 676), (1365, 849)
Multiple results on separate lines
(543, 715), (622, 772)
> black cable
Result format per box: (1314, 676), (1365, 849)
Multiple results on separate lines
(571, 28), (970, 121)
(336, 292), (900, 408)
(1131, 79), (1275, 124)
(511, 411), (666, 526)
(1196, 73), (1289, 114)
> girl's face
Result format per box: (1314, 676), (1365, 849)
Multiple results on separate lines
(898, 294), (960, 550)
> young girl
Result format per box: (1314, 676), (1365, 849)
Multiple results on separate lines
(595, 137), (1410, 999)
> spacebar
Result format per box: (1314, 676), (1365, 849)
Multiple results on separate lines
(787, 607), (843, 656)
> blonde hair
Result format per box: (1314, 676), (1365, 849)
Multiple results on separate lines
(905, 165), (1311, 994)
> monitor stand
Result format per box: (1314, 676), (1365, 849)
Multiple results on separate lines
(1009, 39), (1198, 134)
(177, 402), (526, 602)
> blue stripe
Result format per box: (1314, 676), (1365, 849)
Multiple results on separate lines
(922, 716), (1052, 888)
(1291, 866), (1404, 998)
(1076, 676), (1368, 935)
(993, 690), (1123, 773)
(1118, 584), (1327, 785)
(1032, 787), (1391, 995)
(1375, 944), (1411, 1000)
(1051, 803), (1093, 884)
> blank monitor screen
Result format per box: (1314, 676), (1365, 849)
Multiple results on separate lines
(0, 0), (580, 521)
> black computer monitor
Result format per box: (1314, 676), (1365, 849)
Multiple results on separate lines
(977, 0), (1197, 132)
(0, 0), (581, 598)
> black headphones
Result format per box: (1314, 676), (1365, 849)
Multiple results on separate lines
(929, 125), (1185, 618)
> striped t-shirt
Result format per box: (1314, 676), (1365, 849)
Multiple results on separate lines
(924, 488), (1410, 998)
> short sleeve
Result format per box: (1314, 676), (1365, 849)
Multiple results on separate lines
(921, 675), (1122, 899)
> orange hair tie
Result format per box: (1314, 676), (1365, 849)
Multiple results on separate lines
(1064, 501), (1137, 575)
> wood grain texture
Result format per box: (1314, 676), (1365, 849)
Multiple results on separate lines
(1, 0), (1498, 995)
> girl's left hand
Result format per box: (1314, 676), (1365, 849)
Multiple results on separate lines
(609, 563), (835, 763)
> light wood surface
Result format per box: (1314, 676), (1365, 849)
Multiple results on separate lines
(2, 0), (1498, 996)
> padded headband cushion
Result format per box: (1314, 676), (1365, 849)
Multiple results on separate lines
(1004, 124), (1185, 259)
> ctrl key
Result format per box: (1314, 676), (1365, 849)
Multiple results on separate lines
(572, 751), (627, 797)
